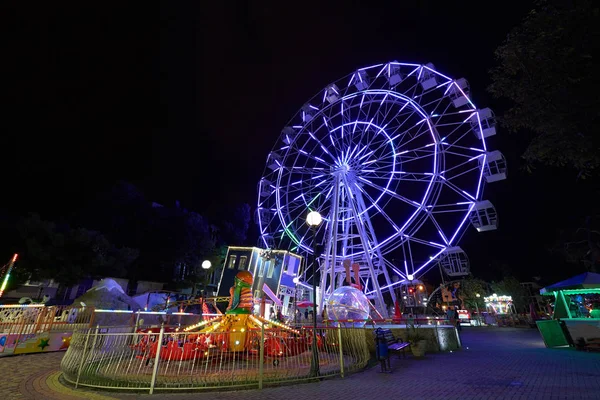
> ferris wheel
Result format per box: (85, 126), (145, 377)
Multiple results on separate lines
(256, 61), (507, 315)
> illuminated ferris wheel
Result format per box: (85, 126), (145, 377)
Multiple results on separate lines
(256, 61), (507, 315)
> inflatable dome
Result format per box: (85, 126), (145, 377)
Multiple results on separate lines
(326, 286), (371, 327)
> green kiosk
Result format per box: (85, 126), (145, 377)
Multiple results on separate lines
(538, 272), (600, 348)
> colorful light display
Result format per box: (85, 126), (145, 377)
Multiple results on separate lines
(0, 254), (18, 298)
(256, 61), (504, 315)
(484, 294), (514, 314)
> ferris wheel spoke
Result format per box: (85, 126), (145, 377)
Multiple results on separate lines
(441, 160), (482, 179)
(419, 93), (454, 116)
(356, 177), (420, 208)
(394, 124), (435, 150)
(442, 143), (485, 155)
(354, 183), (401, 232)
(398, 151), (436, 166)
(281, 176), (333, 195)
(393, 172), (437, 182)
(294, 149), (332, 167)
(283, 166), (326, 175)
(440, 179), (477, 202)
(385, 108), (422, 140)
(286, 185), (336, 217)
(442, 149), (482, 159)
(444, 166), (482, 184)
(426, 213), (450, 245)
(362, 125), (395, 154)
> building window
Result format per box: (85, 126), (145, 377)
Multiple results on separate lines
(267, 260), (275, 278)
(239, 256), (248, 270)
(258, 260), (266, 277)
(287, 256), (299, 275)
(228, 255), (237, 269)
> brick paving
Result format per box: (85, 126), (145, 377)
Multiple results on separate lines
(2, 327), (600, 399)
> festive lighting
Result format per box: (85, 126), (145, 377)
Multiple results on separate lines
(256, 61), (496, 312)
(484, 294), (513, 314)
(0, 254), (18, 298)
(184, 316), (220, 332)
(306, 211), (322, 227)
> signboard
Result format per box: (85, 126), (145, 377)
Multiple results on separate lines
(279, 285), (295, 297)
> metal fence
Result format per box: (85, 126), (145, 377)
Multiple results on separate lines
(0, 305), (95, 354)
(61, 325), (370, 393)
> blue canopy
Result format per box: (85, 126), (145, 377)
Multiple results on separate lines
(540, 272), (600, 294)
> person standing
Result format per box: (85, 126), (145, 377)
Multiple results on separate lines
(446, 306), (454, 324)
(454, 308), (462, 331)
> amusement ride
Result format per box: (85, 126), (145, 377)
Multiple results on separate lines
(2, 61), (506, 369)
(257, 61), (506, 316)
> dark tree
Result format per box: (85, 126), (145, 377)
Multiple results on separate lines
(15, 213), (138, 288)
(141, 202), (216, 284)
(78, 180), (151, 249)
(221, 203), (252, 245)
(488, 0), (600, 176)
(460, 277), (489, 310)
(490, 276), (530, 313)
(552, 216), (600, 273)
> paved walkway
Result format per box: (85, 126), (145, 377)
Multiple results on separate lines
(2, 328), (600, 399)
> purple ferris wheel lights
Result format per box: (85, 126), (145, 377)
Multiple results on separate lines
(257, 61), (501, 309)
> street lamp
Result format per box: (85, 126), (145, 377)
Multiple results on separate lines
(293, 277), (300, 324)
(306, 210), (322, 377)
(200, 260), (212, 320)
(475, 293), (481, 326)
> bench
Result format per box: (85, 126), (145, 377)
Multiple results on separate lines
(374, 328), (410, 373)
(575, 337), (600, 352)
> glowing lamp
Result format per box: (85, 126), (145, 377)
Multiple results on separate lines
(202, 260), (212, 270)
(306, 211), (322, 227)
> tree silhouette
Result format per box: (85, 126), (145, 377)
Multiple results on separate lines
(489, 0), (600, 177)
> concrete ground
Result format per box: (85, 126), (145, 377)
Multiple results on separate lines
(2, 327), (600, 400)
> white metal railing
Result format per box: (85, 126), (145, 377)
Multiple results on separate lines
(60, 324), (370, 393)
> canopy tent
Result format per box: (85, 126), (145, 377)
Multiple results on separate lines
(537, 272), (600, 348)
(540, 272), (600, 296)
(539, 272), (600, 320)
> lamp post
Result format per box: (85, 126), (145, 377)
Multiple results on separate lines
(293, 277), (300, 324)
(306, 210), (322, 378)
(200, 260), (212, 320)
(475, 293), (481, 326)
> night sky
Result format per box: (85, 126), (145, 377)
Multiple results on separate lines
(2, 1), (583, 282)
